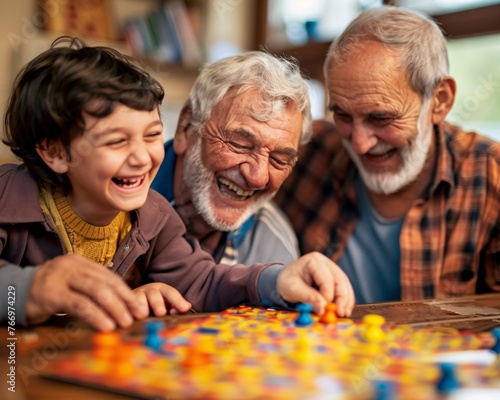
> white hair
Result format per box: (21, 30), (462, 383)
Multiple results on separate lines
(189, 51), (312, 145)
(325, 6), (449, 100)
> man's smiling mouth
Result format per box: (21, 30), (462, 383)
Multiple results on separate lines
(366, 148), (397, 161)
(217, 177), (255, 200)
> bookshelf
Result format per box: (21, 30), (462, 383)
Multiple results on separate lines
(36, 0), (260, 68)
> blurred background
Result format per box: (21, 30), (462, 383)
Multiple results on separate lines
(1, 0), (499, 163)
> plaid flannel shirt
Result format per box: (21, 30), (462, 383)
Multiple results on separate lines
(275, 119), (500, 300)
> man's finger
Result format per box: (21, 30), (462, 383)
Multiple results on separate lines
(84, 266), (150, 320)
(70, 278), (135, 328)
(306, 261), (335, 305)
(329, 268), (355, 317)
(65, 293), (118, 331)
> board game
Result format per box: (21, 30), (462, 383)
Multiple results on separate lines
(42, 305), (500, 399)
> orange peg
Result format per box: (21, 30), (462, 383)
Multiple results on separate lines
(319, 303), (338, 325)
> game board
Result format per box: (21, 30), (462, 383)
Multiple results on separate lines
(42, 305), (500, 399)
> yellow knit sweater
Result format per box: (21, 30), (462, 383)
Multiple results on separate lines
(40, 186), (131, 267)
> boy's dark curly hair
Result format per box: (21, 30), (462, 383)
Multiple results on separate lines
(3, 36), (164, 193)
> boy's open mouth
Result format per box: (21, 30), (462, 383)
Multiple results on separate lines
(112, 175), (145, 188)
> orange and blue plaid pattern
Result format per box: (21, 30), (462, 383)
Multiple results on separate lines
(275, 120), (500, 300)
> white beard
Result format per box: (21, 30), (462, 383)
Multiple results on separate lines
(183, 137), (275, 232)
(343, 99), (433, 195)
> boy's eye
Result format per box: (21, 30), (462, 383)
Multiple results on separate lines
(106, 138), (125, 146)
(146, 131), (162, 138)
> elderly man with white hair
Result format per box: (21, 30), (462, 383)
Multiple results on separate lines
(276, 6), (500, 303)
(152, 51), (311, 266)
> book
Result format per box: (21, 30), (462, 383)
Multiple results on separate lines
(147, 9), (181, 63)
(162, 1), (203, 67)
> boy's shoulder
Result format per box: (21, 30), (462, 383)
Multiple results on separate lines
(0, 162), (20, 174)
(0, 163), (34, 191)
(145, 188), (173, 211)
(137, 188), (177, 222)
(0, 164), (42, 222)
(131, 189), (184, 241)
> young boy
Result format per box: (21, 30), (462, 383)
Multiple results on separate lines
(0, 37), (354, 332)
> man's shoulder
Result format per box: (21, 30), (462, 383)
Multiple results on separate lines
(444, 122), (500, 164)
(253, 201), (296, 232)
(312, 119), (336, 137)
(150, 139), (176, 199)
(236, 201), (300, 262)
(308, 119), (343, 148)
(234, 201), (298, 245)
(251, 202), (299, 247)
(297, 119), (346, 166)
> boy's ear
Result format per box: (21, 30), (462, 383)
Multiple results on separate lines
(173, 104), (193, 155)
(431, 76), (456, 125)
(36, 140), (69, 174)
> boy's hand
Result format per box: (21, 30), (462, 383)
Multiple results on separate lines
(133, 283), (192, 317)
(26, 254), (149, 331)
(277, 252), (355, 317)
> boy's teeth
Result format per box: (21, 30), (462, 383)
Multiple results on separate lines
(115, 176), (143, 188)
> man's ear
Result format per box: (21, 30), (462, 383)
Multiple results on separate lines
(173, 105), (194, 155)
(431, 76), (456, 125)
(36, 140), (69, 174)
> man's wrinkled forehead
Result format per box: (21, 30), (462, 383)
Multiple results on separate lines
(217, 87), (297, 122)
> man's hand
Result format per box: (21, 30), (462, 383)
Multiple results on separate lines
(133, 282), (192, 317)
(277, 252), (355, 317)
(25, 254), (149, 331)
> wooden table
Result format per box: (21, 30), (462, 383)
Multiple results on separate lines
(3, 293), (500, 400)
(351, 293), (500, 332)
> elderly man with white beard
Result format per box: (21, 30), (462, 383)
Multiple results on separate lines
(152, 51), (311, 266)
(275, 6), (500, 303)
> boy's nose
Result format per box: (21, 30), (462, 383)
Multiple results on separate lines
(129, 142), (150, 165)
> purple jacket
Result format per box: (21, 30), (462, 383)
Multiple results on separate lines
(0, 164), (284, 324)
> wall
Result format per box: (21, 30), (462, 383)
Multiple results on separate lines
(0, 0), (33, 163)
